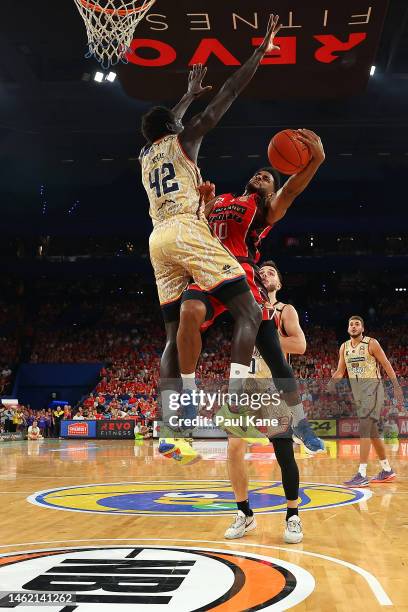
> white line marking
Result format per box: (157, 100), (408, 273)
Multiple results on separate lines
(0, 538), (392, 606)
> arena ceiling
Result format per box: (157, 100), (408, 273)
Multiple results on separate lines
(1, 0), (408, 233)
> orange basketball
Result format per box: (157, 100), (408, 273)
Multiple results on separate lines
(268, 129), (311, 175)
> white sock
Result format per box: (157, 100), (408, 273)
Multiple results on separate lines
(161, 389), (179, 431)
(380, 459), (391, 472)
(228, 363), (250, 396)
(181, 372), (196, 391)
(229, 363), (249, 379)
(358, 463), (367, 477)
(290, 403), (305, 427)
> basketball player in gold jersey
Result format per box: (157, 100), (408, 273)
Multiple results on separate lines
(140, 15), (282, 462)
(226, 261), (308, 543)
(329, 316), (403, 486)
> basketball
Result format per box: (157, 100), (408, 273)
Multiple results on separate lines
(268, 129), (312, 175)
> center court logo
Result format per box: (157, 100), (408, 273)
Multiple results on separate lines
(0, 546), (315, 611)
(28, 480), (371, 516)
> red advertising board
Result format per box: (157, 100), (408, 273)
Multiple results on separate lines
(397, 417), (408, 438)
(338, 418), (360, 437)
(67, 422), (89, 437)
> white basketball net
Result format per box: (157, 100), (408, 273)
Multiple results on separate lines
(73, 0), (156, 69)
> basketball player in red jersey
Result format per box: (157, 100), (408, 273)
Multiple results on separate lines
(177, 129), (326, 454)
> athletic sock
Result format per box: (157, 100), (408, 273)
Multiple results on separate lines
(160, 390), (179, 433)
(380, 459), (391, 472)
(290, 403), (306, 427)
(181, 373), (197, 391)
(237, 499), (253, 517)
(358, 463), (367, 477)
(228, 363), (249, 396)
(286, 507), (299, 521)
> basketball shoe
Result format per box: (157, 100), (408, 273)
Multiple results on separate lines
(370, 469), (396, 483)
(158, 437), (201, 466)
(224, 510), (257, 539)
(284, 515), (303, 544)
(292, 418), (325, 454)
(343, 472), (369, 487)
(215, 404), (269, 446)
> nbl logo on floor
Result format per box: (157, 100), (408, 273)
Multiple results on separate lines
(0, 546), (315, 610)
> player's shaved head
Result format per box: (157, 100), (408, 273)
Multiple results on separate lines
(141, 106), (181, 143)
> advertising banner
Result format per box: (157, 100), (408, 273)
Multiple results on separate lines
(97, 420), (136, 439)
(338, 417), (360, 437)
(309, 419), (337, 438)
(397, 417), (408, 438)
(60, 420), (97, 438)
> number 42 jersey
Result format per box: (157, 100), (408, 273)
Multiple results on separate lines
(140, 135), (202, 226)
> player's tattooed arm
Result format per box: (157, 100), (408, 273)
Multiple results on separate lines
(369, 339), (404, 404)
(172, 64), (213, 120)
(278, 305), (306, 355)
(328, 344), (347, 392)
(265, 130), (325, 224)
(180, 14), (281, 157)
(198, 181), (216, 217)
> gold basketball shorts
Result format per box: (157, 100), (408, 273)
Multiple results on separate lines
(149, 215), (245, 310)
(352, 380), (384, 421)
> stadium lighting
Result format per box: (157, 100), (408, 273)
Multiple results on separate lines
(94, 71), (104, 82)
(106, 71), (117, 82)
(370, 65), (376, 76)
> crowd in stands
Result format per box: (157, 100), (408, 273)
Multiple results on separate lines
(0, 273), (407, 425)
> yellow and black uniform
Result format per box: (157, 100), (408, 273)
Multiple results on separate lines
(140, 135), (245, 317)
(344, 336), (384, 420)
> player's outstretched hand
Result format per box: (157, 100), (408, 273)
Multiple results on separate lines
(258, 14), (281, 54)
(188, 64), (213, 98)
(296, 129), (326, 165)
(198, 180), (216, 205)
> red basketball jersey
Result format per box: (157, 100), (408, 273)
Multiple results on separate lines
(208, 193), (272, 263)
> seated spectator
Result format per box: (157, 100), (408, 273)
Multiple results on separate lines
(73, 407), (85, 420)
(27, 420), (43, 440)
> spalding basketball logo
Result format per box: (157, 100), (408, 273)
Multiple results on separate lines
(0, 546), (315, 610)
(28, 480), (371, 516)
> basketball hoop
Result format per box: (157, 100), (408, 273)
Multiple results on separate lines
(73, 0), (156, 69)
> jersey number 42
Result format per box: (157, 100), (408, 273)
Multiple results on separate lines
(149, 162), (180, 198)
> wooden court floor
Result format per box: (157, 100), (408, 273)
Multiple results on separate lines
(0, 438), (407, 611)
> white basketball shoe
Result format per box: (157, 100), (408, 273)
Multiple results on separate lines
(284, 515), (303, 544)
(224, 510), (257, 539)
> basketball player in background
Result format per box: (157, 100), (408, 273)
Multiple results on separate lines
(224, 261), (308, 543)
(140, 16), (282, 462)
(329, 316), (403, 485)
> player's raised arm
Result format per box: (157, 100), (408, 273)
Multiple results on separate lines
(172, 64), (213, 121)
(265, 130), (325, 225)
(180, 14), (281, 158)
(279, 305), (306, 355)
(369, 339), (404, 405)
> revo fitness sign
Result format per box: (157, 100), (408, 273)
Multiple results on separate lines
(120, 0), (389, 99)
